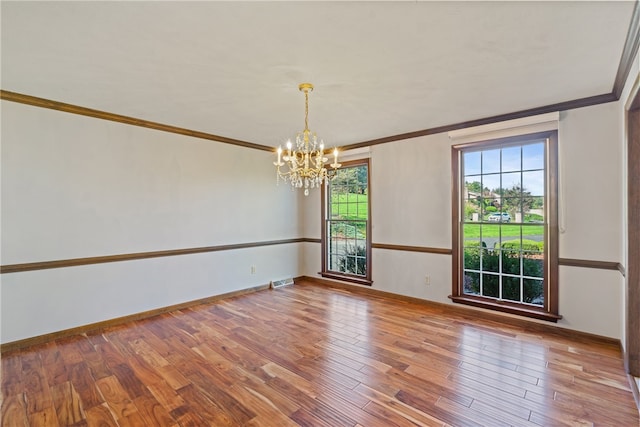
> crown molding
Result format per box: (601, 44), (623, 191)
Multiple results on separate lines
(613, 0), (640, 99)
(1, 1), (637, 153)
(0, 90), (274, 152)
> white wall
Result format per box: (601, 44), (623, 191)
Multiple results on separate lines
(370, 133), (454, 304)
(557, 102), (625, 338)
(1, 101), (302, 343)
(302, 100), (629, 339)
(3, 61), (637, 343)
(559, 103), (622, 262)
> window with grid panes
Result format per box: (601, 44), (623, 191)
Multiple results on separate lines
(321, 159), (372, 285)
(451, 131), (560, 321)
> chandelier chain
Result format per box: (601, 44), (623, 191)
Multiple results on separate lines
(304, 89), (309, 132)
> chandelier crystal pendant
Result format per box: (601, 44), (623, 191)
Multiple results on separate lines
(274, 83), (341, 196)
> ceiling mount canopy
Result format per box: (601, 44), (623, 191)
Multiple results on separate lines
(274, 83), (341, 196)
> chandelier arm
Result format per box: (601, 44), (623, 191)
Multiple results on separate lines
(291, 151), (305, 167)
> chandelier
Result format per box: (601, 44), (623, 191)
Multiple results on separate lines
(274, 83), (341, 196)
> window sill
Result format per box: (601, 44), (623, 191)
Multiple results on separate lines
(319, 271), (373, 286)
(449, 295), (562, 323)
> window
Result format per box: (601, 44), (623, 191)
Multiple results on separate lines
(451, 131), (560, 321)
(321, 159), (372, 285)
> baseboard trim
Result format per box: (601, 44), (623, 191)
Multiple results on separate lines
(2, 275), (622, 354)
(297, 275), (621, 348)
(0, 283), (270, 354)
(629, 374), (640, 412)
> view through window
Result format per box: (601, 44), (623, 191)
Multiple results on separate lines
(322, 159), (371, 284)
(452, 131), (559, 320)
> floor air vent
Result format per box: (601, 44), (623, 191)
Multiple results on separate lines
(270, 278), (294, 289)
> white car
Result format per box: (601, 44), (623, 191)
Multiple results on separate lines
(487, 212), (511, 222)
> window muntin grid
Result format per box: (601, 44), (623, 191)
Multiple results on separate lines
(461, 140), (546, 306)
(326, 164), (369, 277)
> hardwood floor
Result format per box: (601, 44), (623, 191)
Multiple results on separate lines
(2, 280), (638, 426)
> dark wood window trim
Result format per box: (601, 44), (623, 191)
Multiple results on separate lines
(318, 271), (373, 287)
(448, 295), (562, 322)
(321, 158), (372, 285)
(450, 130), (560, 322)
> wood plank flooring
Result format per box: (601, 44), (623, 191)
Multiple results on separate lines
(2, 280), (638, 426)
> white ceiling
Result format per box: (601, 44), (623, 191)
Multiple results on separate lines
(2, 1), (637, 149)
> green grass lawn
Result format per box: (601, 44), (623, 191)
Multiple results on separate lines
(329, 193), (543, 239)
(463, 223), (544, 238)
(331, 193), (368, 221)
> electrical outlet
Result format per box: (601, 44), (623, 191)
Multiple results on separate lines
(251, 265), (256, 274)
(425, 275), (431, 286)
